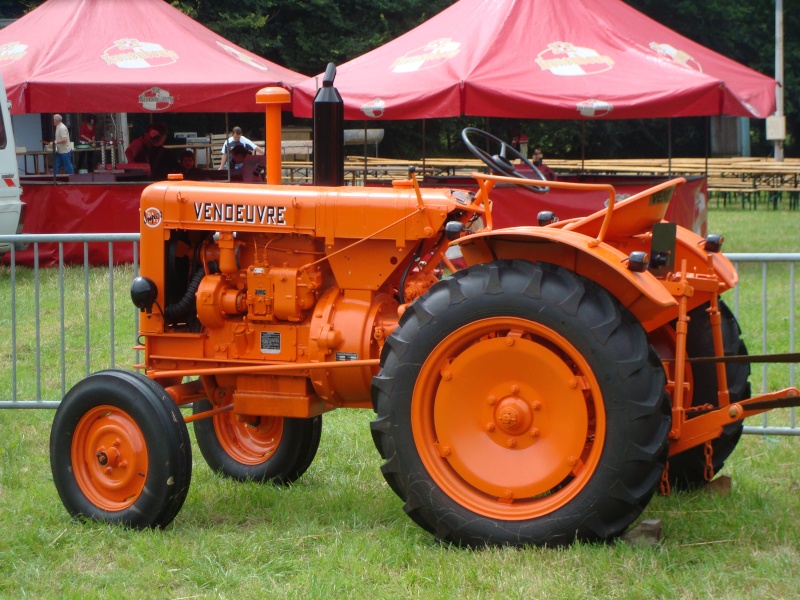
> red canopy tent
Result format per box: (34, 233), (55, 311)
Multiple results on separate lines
(0, 0), (307, 268)
(0, 0), (306, 114)
(292, 0), (775, 120)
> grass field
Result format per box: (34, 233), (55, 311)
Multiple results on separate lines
(0, 205), (798, 598)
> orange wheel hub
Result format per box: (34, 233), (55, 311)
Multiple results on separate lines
(214, 413), (284, 465)
(412, 317), (605, 520)
(72, 405), (148, 511)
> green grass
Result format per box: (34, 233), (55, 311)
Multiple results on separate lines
(1, 409), (799, 598)
(0, 206), (799, 598)
(707, 207), (799, 254)
(0, 263), (139, 402)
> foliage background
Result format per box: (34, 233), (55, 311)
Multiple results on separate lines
(0, 0), (796, 159)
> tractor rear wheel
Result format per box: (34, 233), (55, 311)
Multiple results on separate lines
(658, 301), (750, 490)
(193, 400), (322, 483)
(50, 370), (192, 529)
(371, 260), (671, 547)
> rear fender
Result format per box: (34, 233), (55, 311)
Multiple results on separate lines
(454, 227), (679, 330)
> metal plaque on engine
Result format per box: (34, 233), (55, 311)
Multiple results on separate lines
(261, 331), (281, 354)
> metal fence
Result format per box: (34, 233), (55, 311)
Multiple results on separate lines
(727, 253), (798, 435)
(0, 233), (140, 409)
(0, 234), (797, 435)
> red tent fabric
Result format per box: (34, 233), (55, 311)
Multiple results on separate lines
(292, 0), (775, 121)
(0, 0), (305, 114)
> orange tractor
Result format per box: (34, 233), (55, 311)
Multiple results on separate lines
(50, 98), (799, 547)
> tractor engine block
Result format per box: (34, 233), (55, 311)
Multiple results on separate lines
(195, 263), (323, 328)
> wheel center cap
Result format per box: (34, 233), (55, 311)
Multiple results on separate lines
(96, 447), (121, 468)
(494, 396), (533, 436)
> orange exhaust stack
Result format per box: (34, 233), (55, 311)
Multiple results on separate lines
(256, 86), (291, 184)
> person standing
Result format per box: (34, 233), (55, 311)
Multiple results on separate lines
(177, 149), (204, 180)
(49, 114), (74, 174)
(229, 144), (250, 170)
(125, 122), (179, 180)
(532, 146), (556, 180)
(125, 122), (165, 164)
(78, 114), (97, 172)
(218, 126), (263, 170)
(79, 114), (97, 144)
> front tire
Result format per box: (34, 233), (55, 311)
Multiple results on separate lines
(371, 260), (671, 546)
(193, 399), (322, 483)
(50, 370), (192, 529)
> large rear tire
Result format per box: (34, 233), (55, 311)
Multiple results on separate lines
(50, 370), (192, 529)
(371, 260), (671, 547)
(193, 400), (322, 484)
(657, 301), (750, 490)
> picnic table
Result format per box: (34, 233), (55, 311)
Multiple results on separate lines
(280, 154), (800, 209)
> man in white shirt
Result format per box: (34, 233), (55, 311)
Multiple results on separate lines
(49, 114), (74, 174)
(219, 126), (264, 170)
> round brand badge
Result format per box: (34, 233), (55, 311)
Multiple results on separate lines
(143, 207), (163, 228)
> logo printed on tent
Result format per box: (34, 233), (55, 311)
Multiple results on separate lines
(576, 99), (613, 118)
(391, 38), (461, 73)
(138, 86), (175, 111)
(361, 98), (386, 118)
(535, 42), (614, 76)
(649, 43), (702, 72)
(0, 42), (27, 68)
(101, 38), (178, 69)
(215, 42), (271, 72)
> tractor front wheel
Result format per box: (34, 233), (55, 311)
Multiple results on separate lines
(193, 400), (322, 483)
(50, 370), (192, 529)
(371, 260), (671, 547)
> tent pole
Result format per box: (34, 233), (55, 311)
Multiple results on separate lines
(668, 118), (672, 175)
(363, 120), (368, 184)
(422, 119), (426, 175)
(225, 112), (231, 182)
(705, 116), (710, 175)
(580, 121), (585, 173)
(774, 0), (784, 162)
(51, 118), (57, 183)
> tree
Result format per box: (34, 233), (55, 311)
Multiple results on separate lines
(0, 0), (37, 18)
(3, 1), (795, 156)
(170, 0), (455, 76)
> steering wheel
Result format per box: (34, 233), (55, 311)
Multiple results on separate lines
(461, 127), (550, 193)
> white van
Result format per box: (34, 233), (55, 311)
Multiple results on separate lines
(0, 74), (25, 255)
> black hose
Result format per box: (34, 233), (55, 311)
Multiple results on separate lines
(165, 268), (204, 322)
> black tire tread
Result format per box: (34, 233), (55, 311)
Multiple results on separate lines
(371, 260), (670, 546)
(50, 369), (192, 529)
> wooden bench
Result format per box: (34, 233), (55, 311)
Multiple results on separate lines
(281, 140), (312, 160)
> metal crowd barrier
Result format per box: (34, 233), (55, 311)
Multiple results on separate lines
(0, 234), (139, 409)
(727, 253), (799, 435)
(0, 235), (797, 436)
